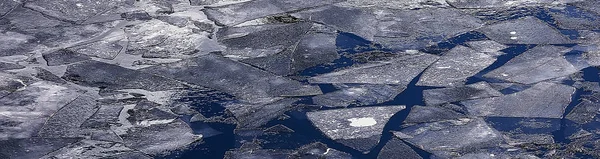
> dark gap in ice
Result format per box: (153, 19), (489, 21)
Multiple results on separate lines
(316, 84), (338, 94)
(420, 31), (488, 55)
(366, 71), (434, 159)
(466, 44), (536, 84)
(160, 123), (237, 159)
(552, 87), (585, 144)
(485, 117), (561, 134)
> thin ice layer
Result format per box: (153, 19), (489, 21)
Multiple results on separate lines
(461, 82), (575, 118)
(312, 84), (406, 107)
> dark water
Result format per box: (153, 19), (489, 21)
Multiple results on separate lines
(162, 5), (600, 159)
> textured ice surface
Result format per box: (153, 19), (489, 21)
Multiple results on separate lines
(417, 46), (497, 87)
(461, 82), (575, 118)
(478, 17), (571, 44)
(309, 52), (439, 85)
(404, 105), (467, 124)
(398, 118), (503, 158)
(423, 82), (503, 106)
(484, 45), (578, 84)
(307, 106), (405, 153)
(312, 84), (406, 107)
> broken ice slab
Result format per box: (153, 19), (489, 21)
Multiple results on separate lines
(312, 84), (406, 107)
(483, 45), (578, 84)
(121, 119), (201, 155)
(37, 93), (99, 138)
(404, 105), (467, 125)
(573, 0), (600, 16)
(551, 6), (600, 30)
(0, 81), (83, 140)
(125, 19), (219, 59)
(63, 60), (189, 91)
(504, 133), (555, 147)
(465, 40), (508, 56)
(309, 52), (439, 85)
(140, 54), (322, 102)
(306, 105), (405, 153)
(337, 0), (449, 9)
(289, 142), (353, 158)
(478, 16), (571, 44)
(446, 0), (560, 9)
(423, 82), (503, 106)
(42, 49), (92, 66)
(566, 98), (600, 124)
(240, 32), (339, 75)
(41, 140), (151, 159)
(0, 72), (30, 98)
(203, 0), (343, 26)
(69, 29), (127, 60)
(293, 6), (483, 50)
(0, 138), (79, 159)
(225, 98), (299, 128)
(377, 137), (422, 159)
(397, 118), (503, 158)
(81, 104), (124, 129)
(461, 82), (575, 118)
(215, 22), (312, 59)
(0, 0), (20, 17)
(0, 31), (37, 57)
(24, 0), (132, 23)
(417, 46), (497, 87)
(0, 61), (24, 71)
(224, 148), (292, 159)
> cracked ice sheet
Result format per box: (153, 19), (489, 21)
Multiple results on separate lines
(24, 0), (133, 23)
(423, 82), (503, 106)
(292, 5), (482, 50)
(446, 0), (581, 9)
(225, 98), (299, 128)
(461, 82), (575, 118)
(309, 52), (439, 85)
(306, 106), (405, 153)
(0, 81), (83, 140)
(337, 0), (448, 9)
(397, 118), (503, 158)
(140, 54), (321, 103)
(41, 140), (151, 159)
(215, 22), (313, 59)
(417, 46), (497, 87)
(0, 138), (80, 159)
(312, 84), (406, 108)
(203, 0), (344, 26)
(484, 45), (577, 84)
(478, 16), (572, 44)
(293, 6), (483, 50)
(240, 32), (339, 75)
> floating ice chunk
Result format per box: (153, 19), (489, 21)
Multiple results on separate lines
(306, 106), (405, 153)
(505, 133), (555, 147)
(38, 93), (99, 138)
(461, 82), (575, 118)
(312, 84), (405, 107)
(121, 119), (200, 155)
(417, 46), (497, 87)
(0, 31), (37, 57)
(478, 16), (571, 44)
(289, 142), (353, 158)
(338, 0), (448, 9)
(292, 5), (378, 41)
(566, 98), (600, 124)
(41, 140), (151, 159)
(140, 54), (321, 102)
(447, 0), (559, 8)
(404, 105), (467, 124)
(216, 23), (313, 59)
(241, 32), (339, 75)
(0, 0), (20, 17)
(377, 137), (422, 159)
(0, 138), (79, 159)
(70, 30), (126, 60)
(225, 98), (299, 128)
(0, 62), (24, 71)
(0, 81), (82, 140)
(24, 0), (131, 22)
(423, 82), (503, 106)
(551, 7), (600, 30)
(203, 0), (343, 26)
(573, 1), (600, 16)
(309, 53), (439, 85)
(398, 118), (503, 158)
(484, 46), (578, 84)
(63, 60), (188, 91)
(465, 40), (508, 56)
(42, 49), (91, 66)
